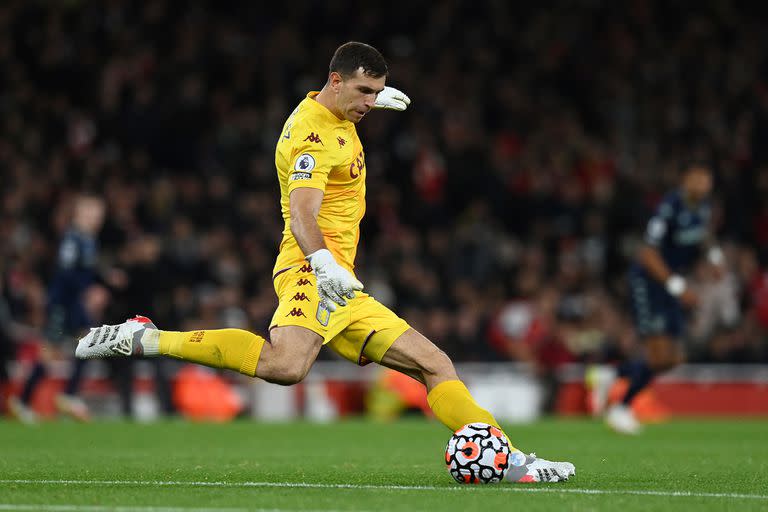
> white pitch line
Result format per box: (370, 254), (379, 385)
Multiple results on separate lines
(0, 506), (354, 512)
(0, 507), (248, 512)
(1, 479), (767, 501)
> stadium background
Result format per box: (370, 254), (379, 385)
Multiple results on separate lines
(2, 0), (768, 420)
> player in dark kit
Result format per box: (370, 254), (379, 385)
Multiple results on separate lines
(9, 195), (110, 423)
(606, 162), (723, 434)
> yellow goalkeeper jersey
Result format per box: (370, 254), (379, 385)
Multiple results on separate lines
(273, 92), (367, 276)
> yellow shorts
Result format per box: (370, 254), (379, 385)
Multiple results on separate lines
(269, 265), (410, 366)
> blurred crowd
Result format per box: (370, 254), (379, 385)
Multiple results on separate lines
(3, 0), (768, 407)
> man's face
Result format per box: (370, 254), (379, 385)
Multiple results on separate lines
(74, 197), (106, 234)
(332, 68), (386, 123)
(683, 166), (713, 203)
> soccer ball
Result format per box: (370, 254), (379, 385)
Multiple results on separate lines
(444, 422), (510, 484)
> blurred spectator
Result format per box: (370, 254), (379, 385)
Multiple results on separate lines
(735, 247), (768, 362)
(487, 272), (575, 413)
(688, 252), (741, 359)
(0, 289), (11, 408)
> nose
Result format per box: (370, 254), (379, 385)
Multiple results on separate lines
(363, 94), (376, 109)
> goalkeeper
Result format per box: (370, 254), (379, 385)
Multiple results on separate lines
(75, 41), (574, 483)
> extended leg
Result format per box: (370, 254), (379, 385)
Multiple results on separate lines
(75, 316), (323, 385)
(608, 335), (681, 434)
(379, 328), (575, 483)
(378, 328), (498, 430)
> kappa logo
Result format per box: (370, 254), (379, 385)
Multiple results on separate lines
(290, 292), (310, 302)
(285, 308), (307, 318)
(337, 136), (346, 147)
(303, 132), (323, 145)
(298, 264), (313, 273)
(296, 278), (311, 286)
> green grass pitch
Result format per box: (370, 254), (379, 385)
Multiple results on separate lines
(0, 418), (766, 511)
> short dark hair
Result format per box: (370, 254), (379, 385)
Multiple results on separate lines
(329, 42), (388, 79)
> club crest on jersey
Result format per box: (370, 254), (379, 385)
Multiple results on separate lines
(294, 153), (316, 172)
(316, 302), (331, 327)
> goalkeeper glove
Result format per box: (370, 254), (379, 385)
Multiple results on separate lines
(374, 86), (411, 111)
(306, 249), (363, 312)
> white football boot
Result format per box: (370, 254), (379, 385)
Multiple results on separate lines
(606, 403), (642, 435)
(75, 315), (157, 359)
(505, 451), (576, 483)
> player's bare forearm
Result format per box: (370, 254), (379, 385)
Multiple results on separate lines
(638, 245), (672, 284)
(288, 187), (362, 310)
(291, 211), (326, 257)
(289, 187), (327, 257)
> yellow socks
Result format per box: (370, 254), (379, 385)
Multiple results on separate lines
(427, 380), (517, 450)
(153, 333), (511, 444)
(157, 329), (265, 377)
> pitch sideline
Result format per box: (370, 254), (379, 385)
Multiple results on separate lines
(1, 479), (767, 501)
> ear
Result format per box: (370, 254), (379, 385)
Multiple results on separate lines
(328, 71), (343, 92)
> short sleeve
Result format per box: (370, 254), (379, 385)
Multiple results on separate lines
(644, 199), (674, 246)
(286, 129), (333, 194)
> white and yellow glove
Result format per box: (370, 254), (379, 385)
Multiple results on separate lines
(374, 86), (411, 111)
(306, 249), (363, 311)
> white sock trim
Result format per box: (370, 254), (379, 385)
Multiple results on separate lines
(140, 329), (160, 356)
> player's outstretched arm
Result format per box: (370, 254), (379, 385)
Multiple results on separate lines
(374, 86), (411, 111)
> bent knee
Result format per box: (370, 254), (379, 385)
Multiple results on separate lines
(257, 327), (321, 385)
(260, 360), (310, 385)
(257, 351), (313, 385)
(266, 372), (307, 386)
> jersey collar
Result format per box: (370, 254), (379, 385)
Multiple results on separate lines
(305, 91), (353, 127)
